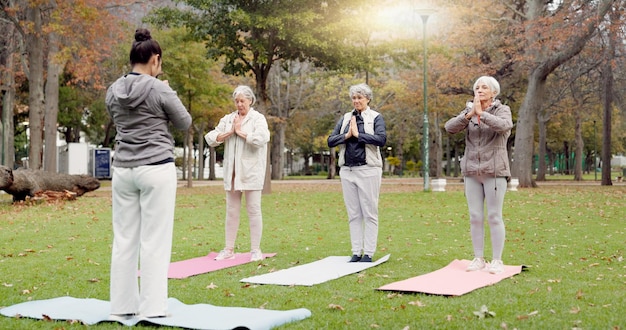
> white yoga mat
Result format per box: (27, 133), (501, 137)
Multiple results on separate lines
(241, 254), (391, 286)
(0, 296), (311, 329)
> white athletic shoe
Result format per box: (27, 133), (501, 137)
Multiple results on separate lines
(250, 249), (264, 261)
(488, 259), (504, 274)
(214, 248), (235, 260)
(466, 257), (486, 271)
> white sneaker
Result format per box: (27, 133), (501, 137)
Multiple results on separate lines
(466, 257), (486, 271)
(488, 259), (504, 274)
(214, 248), (235, 260)
(250, 249), (264, 261)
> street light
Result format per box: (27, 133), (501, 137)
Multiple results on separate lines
(416, 8), (435, 191)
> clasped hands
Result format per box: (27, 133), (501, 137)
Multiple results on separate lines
(465, 94), (483, 121)
(344, 115), (359, 139)
(217, 113), (246, 142)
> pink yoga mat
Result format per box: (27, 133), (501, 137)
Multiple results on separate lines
(378, 259), (523, 296)
(167, 252), (277, 279)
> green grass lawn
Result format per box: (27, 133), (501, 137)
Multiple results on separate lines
(0, 180), (624, 329)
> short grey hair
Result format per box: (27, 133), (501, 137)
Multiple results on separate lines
(473, 76), (500, 99)
(232, 85), (256, 106)
(349, 83), (373, 102)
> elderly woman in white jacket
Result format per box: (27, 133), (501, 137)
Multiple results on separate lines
(205, 85), (270, 262)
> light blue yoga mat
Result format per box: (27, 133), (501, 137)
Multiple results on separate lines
(0, 296), (311, 329)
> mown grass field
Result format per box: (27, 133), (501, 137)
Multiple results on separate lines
(0, 177), (624, 329)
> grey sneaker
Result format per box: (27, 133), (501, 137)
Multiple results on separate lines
(466, 257), (486, 271)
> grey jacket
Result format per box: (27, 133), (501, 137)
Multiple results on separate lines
(106, 73), (191, 168)
(444, 99), (513, 177)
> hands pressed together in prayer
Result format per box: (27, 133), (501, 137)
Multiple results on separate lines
(217, 113), (247, 142)
(345, 115), (360, 140)
(465, 94), (484, 123)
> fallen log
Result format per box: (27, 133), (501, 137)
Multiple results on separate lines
(0, 165), (100, 202)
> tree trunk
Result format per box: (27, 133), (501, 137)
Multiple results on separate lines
(1, 22), (16, 168)
(536, 117), (547, 181)
(186, 127), (193, 188)
(512, 72), (544, 187)
(513, 0), (613, 187)
(254, 76), (271, 193)
(573, 112), (583, 181)
(563, 141), (571, 175)
(432, 114), (443, 178)
(271, 121), (285, 180)
(44, 33), (62, 173)
(600, 8), (618, 186)
(26, 4), (45, 170)
(600, 63), (613, 184)
(328, 146), (336, 179)
(208, 145), (216, 181)
(195, 122), (206, 180)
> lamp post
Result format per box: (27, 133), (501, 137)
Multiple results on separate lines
(417, 9), (435, 191)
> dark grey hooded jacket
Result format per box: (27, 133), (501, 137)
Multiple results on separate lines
(106, 73), (191, 168)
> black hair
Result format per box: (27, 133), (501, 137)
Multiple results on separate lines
(130, 28), (162, 65)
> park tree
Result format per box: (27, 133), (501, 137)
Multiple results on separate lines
(0, 0), (127, 171)
(512, 0), (616, 187)
(148, 0), (395, 183)
(0, 3), (17, 168)
(152, 27), (233, 186)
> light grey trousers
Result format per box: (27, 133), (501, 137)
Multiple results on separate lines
(340, 165), (382, 257)
(464, 175), (507, 260)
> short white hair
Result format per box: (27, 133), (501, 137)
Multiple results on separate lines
(473, 76), (500, 99)
(349, 83), (373, 101)
(232, 85), (256, 106)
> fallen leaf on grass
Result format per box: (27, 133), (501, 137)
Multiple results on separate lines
(408, 300), (425, 307)
(516, 310), (539, 320)
(2, 283), (13, 287)
(576, 289), (583, 299)
(206, 283), (218, 289)
(88, 278), (100, 283)
(473, 305), (495, 319)
(328, 304), (344, 311)
(570, 306), (581, 314)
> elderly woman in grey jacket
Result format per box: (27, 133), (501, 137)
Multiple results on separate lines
(205, 85), (270, 262)
(444, 76), (513, 274)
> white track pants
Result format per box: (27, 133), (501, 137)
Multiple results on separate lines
(110, 163), (176, 317)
